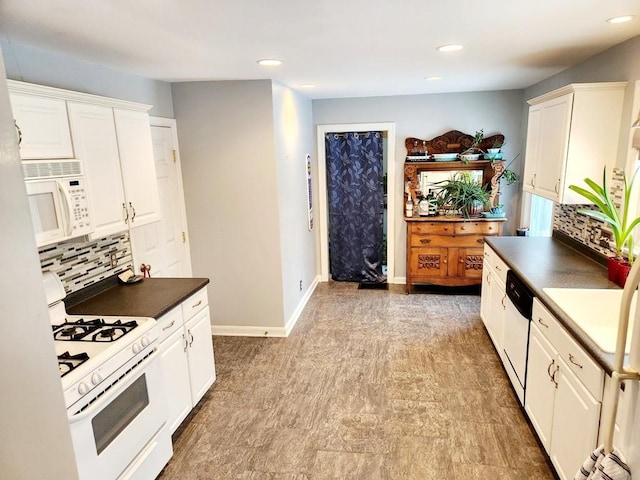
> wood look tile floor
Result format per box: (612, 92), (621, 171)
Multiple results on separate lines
(158, 282), (555, 480)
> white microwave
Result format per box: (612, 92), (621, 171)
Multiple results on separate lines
(23, 160), (93, 247)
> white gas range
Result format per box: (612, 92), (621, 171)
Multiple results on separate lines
(44, 271), (172, 480)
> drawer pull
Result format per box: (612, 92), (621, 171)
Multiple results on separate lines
(476, 238), (484, 244)
(495, 265), (502, 272)
(420, 238), (431, 244)
(537, 317), (549, 328)
(568, 353), (583, 369)
(162, 320), (175, 331)
(192, 300), (203, 309)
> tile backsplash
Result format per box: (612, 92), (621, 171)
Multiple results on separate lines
(39, 232), (133, 294)
(553, 167), (624, 258)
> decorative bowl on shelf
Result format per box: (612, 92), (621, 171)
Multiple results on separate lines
(460, 153), (481, 161)
(432, 153), (459, 161)
(484, 152), (503, 160)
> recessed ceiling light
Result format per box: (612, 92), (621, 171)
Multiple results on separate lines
(299, 84), (316, 88)
(425, 76), (442, 81)
(437, 44), (463, 52)
(257, 59), (283, 66)
(607, 15), (634, 24)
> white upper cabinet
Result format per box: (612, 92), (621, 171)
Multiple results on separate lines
(523, 82), (627, 204)
(9, 92), (74, 159)
(113, 108), (161, 227)
(67, 102), (128, 238)
(9, 80), (162, 238)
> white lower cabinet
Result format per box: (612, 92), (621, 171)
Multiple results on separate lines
(157, 288), (216, 434)
(526, 299), (602, 480)
(481, 245), (507, 358)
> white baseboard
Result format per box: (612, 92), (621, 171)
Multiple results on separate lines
(210, 275), (320, 338)
(391, 276), (406, 285)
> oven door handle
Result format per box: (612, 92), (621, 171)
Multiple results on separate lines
(67, 348), (158, 424)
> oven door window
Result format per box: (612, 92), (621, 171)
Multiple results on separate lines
(92, 374), (149, 455)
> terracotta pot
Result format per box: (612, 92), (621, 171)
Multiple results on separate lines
(617, 262), (632, 288)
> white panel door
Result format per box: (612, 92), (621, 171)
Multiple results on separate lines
(68, 102), (128, 238)
(130, 122), (192, 277)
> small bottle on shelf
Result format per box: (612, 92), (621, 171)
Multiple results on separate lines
(405, 194), (413, 217)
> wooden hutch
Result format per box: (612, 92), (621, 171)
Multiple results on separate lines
(404, 130), (507, 293)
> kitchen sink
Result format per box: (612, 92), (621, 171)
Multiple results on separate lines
(542, 288), (636, 354)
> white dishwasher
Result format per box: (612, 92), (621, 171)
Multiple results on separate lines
(503, 270), (534, 406)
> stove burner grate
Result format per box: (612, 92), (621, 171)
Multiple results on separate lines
(53, 318), (139, 342)
(58, 351), (90, 377)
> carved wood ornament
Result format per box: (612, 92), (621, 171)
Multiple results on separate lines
(405, 129), (505, 155)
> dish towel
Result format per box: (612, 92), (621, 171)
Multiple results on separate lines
(575, 445), (631, 480)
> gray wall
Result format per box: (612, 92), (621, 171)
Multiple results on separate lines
(271, 82), (317, 324)
(524, 35), (640, 172)
(172, 80), (286, 331)
(0, 51), (79, 480)
(312, 90), (525, 280)
(0, 39), (174, 117)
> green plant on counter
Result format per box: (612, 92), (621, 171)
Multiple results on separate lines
(568, 167), (640, 265)
(435, 171), (489, 218)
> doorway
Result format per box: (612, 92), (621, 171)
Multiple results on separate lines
(316, 123), (396, 283)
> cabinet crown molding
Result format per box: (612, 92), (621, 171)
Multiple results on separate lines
(7, 79), (152, 112)
(527, 81), (628, 106)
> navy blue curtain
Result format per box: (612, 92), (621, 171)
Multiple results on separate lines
(325, 131), (385, 282)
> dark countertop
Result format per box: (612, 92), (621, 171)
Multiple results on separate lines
(67, 277), (210, 319)
(485, 235), (620, 374)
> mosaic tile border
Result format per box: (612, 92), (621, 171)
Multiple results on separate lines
(39, 232), (133, 294)
(553, 167), (624, 258)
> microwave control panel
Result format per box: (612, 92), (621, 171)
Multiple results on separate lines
(65, 178), (92, 234)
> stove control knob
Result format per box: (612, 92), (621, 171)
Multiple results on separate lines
(132, 342), (142, 354)
(78, 382), (90, 395)
(140, 336), (150, 347)
(91, 373), (103, 385)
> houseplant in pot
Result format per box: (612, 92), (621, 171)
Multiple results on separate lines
(568, 167), (640, 286)
(434, 171), (489, 218)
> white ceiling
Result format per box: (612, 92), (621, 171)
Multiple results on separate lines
(1, 0), (640, 99)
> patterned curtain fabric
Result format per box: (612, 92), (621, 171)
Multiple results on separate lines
(325, 131), (385, 282)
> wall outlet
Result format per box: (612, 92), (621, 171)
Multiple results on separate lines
(299, 280), (303, 291)
(110, 252), (118, 267)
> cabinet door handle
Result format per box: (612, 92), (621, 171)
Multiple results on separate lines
(555, 180), (560, 194)
(162, 320), (175, 331)
(486, 272), (491, 285)
(551, 365), (560, 388)
(532, 173), (536, 187)
(188, 330), (194, 347)
(14, 120), (22, 145)
(123, 202), (129, 223)
(547, 359), (555, 380)
(501, 294), (506, 309)
(129, 202), (136, 222)
(183, 334), (189, 352)
(192, 300), (202, 309)
(537, 317), (549, 328)
(568, 353), (583, 369)
(420, 238), (431, 244)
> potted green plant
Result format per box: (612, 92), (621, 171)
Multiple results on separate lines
(568, 167), (640, 286)
(460, 129), (485, 162)
(434, 171), (490, 218)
